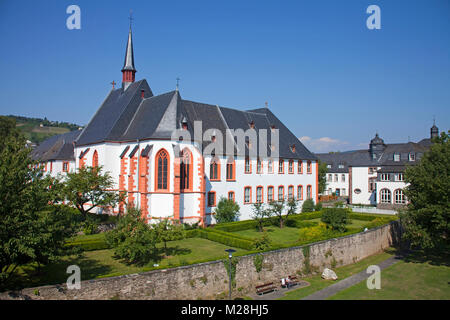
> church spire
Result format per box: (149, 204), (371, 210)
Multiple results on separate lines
(122, 14), (136, 91)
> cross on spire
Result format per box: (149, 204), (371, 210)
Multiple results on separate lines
(128, 10), (133, 28)
(176, 77), (180, 91)
(111, 80), (116, 89)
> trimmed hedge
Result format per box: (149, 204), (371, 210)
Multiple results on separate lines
(66, 235), (110, 251)
(196, 229), (255, 250)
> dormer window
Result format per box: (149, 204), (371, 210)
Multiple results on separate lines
(290, 144), (296, 153)
(249, 121), (255, 129)
(393, 153), (400, 162)
(338, 164), (344, 169)
(409, 153), (415, 161)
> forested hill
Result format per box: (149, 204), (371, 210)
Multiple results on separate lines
(4, 115), (83, 144)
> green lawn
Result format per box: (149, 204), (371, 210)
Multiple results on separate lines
(309, 218), (369, 229)
(279, 249), (395, 300)
(328, 252), (450, 300)
(10, 238), (248, 290)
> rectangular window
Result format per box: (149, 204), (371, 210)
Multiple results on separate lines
(341, 174), (345, 182)
(288, 160), (294, 174)
(278, 186), (284, 201)
(393, 153), (400, 162)
(208, 192), (216, 207)
(63, 162), (69, 172)
(278, 159), (284, 174)
(298, 160), (303, 174)
(342, 188), (346, 196)
(307, 161), (312, 174)
(288, 186), (294, 200)
(297, 185), (303, 200)
(245, 157), (251, 173)
(268, 159), (273, 173)
(409, 153), (415, 161)
(228, 191), (235, 202)
(257, 158), (263, 174)
(334, 174), (338, 182)
(256, 187), (263, 203)
(381, 174), (390, 181)
(244, 187), (251, 204)
(328, 174), (332, 182)
(268, 186), (274, 202)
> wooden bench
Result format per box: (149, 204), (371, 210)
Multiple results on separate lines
(255, 282), (276, 295)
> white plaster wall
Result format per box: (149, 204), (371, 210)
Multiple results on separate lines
(351, 167), (378, 205)
(324, 173), (349, 196)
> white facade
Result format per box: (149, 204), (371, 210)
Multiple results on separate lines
(349, 166), (378, 205)
(323, 172), (349, 196)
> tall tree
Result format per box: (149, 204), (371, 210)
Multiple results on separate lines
(400, 131), (450, 250)
(268, 199), (285, 228)
(0, 117), (77, 286)
(62, 166), (123, 219)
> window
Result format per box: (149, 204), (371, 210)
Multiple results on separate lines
(341, 174), (345, 182)
(297, 185), (303, 200)
(298, 160), (303, 174)
(268, 186), (274, 202)
(306, 185), (312, 199)
(268, 158), (273, 173)
(226, 157), (235, 180)
(257, 158), (263, 174)
(278, 186), (284, 201)
(393, 153), (400, 162)
(342, 188), (346, 196)
(380, 173), (390, 181)
(288, 185), (294, 200)
(338, 164), (344, 169)
(244, 187), (252, 204)
(245, 157), (251, 173)
(208, 192), (216, 207)
(92, 150), (98, 168)
(210, 157), (220, 180)
(396, 173), (404, 181)
(327, 164), (331, 169)
(369, 167), (377, 174)
(50, 161), (53, 173)
(380, 189), (391, 204)
(354, 188), (361, 194)
(256, 186), (263, 203)
(409, 153), (415, 162)
(334, 174), (338, 182)
(228, 191), (235, 202)
(156, 149), (169, 191)
(307, 161), (312, 174)
(43, 162), (47, 172)
(288, 160), (294, 174)
(369, 177), (376, 192)
(278, 159), (284, 174)
(328, 174), (332, 182)
(394, 189), (406, 204)
(63, 161), (69, 172)
(180, 149), (193, 191)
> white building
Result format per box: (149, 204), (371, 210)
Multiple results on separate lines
(33, 26), (319, 226)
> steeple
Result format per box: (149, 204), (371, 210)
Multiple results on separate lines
(431, 118), (439, 139)
(122, 21), (136, 91)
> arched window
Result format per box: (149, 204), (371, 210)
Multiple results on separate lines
(307, 185), (312, 199)
(297, 185), (303, 200)
(394, 189), (406, 204)
(210, 157), (220, 181)
(156, 149), (169, 191)
(278, 186), (284, 201)
(380, 189), (391, 203)
(92, 150), (98, 168)
(180, 148), (193, 191)
(226, 157), (235, 181)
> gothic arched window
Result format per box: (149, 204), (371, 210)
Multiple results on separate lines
(180, 149), (193, 191)
(156, 149), (169, 191)
(210, 157), (220, 181)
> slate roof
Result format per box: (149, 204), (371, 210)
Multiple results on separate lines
(31, 130), (81, 161)
(316, 139), (430, 173)
(74, 78), (316, 160)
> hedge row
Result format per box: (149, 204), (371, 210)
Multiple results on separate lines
(65, 237), (110, 251)
(196, 229), (255, 250)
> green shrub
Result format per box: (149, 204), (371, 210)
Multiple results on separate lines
(252, 232), (272, 251)
(321, 208), (348, 232)
(315, 202), (323, 211)
(301, 199), (316, 213)
(214, 197), (240, 223)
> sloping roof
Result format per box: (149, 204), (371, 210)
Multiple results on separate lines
(317, 140), (430, 173)
(75, 79), (316, 159)
(31, 130), (81, 161)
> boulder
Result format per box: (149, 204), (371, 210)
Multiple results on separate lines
(321, 268), (338, 280)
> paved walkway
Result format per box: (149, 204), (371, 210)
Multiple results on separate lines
(301, 256), (400, 300)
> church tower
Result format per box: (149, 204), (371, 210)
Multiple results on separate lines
(122, 26), (136, 91)
(430, 120), (439, 139)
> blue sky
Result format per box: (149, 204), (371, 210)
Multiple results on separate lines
(0, 0), (449, 152)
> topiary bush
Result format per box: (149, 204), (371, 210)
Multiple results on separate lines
(301, 199), (316, 213)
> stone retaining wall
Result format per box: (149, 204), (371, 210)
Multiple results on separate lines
(0, 221), (401, 300)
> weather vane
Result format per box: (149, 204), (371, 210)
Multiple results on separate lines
(176, 77), (180, 91)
